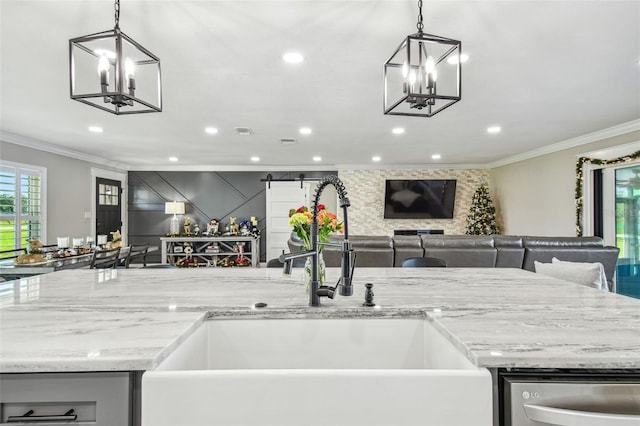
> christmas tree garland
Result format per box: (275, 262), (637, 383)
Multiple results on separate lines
(575, 150), (640, 236)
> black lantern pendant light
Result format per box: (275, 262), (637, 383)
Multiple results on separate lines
(384, 0), (461, 117)
(69, 0), (162, 114)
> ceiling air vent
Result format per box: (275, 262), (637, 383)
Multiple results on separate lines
(280, 138), (297, 145)
(234, 127), (254, 136)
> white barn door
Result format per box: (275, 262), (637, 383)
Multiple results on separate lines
(265, 181), (310, 262)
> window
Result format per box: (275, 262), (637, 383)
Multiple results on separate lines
(0, 162), (46, 254)
(98, 183), (119, 206)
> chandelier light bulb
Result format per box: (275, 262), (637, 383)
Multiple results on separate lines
(402, 61), (409, 78)
(124, 58), (135, 78)
(431, 68), (438, 82)
(425, 56), (435, 74)
(409, 70), (417, 86)
(97, 55), (110, 75)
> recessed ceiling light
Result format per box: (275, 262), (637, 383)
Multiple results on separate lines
(88, 126), (103, 133)
(372, 156), (381, 162)
(250, 156), (260, 162)
(487, 126), (502, 134)
(169, 156), (178, 162)
(205, 127), (218, 134)
(312, 156), (322, 162)
(447, 53), (469, 64)
(282, 52), (304, 64)
(392, 127), (405, 135)
(299, 127), (312, 135)
(432, 154), (441, 160)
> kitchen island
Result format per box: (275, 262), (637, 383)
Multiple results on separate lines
(1, 267), (639, 425)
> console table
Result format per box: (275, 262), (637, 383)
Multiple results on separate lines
(160, 236), (260, 267)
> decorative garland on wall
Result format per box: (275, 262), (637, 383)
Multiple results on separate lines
(575, 150), (640, 236)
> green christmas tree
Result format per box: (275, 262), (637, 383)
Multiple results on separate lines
(465, 183), (499, 235)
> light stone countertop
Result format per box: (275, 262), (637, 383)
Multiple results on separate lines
(0, 267), (638, 372)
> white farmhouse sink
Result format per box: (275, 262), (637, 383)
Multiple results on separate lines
(142, 318), (492, 426)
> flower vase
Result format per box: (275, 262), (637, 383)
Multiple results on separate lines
(304, 251), (326, 293)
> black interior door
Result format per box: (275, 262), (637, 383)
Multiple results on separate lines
(96, 177), (122, 241)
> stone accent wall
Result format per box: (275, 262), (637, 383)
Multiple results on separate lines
(338, 168), (490, 236)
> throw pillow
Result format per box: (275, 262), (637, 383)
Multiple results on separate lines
(534, 259), (607, 290)
(551, 257), (608, 291)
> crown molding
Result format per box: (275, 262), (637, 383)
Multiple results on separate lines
(128, 164), (339, 172)
(487, 119), (640, 169)
(336, 163), (490, 171)
(0, 131), (130, 171)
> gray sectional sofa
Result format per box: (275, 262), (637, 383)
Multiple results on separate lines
(287, 234), (620, 288)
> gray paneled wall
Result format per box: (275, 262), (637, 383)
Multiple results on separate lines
(128, 170), (335, 263)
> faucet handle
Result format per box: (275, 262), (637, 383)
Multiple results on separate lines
(317, 285), (335, 299)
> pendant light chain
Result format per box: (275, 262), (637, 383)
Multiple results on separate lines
(416, 0), (424, 33)
(114, 0), (120, 29)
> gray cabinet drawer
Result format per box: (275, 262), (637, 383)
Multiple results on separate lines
(0, 372), (131, 425)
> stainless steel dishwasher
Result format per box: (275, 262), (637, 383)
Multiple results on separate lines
(500, 369), (640, 426)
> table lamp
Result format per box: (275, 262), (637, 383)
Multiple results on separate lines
(165, 201), (185, 235)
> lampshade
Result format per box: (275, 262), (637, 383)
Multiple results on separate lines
(165, 202), (185, 215)
(69, 0), (162, 115)
(383, 0), (461, 117)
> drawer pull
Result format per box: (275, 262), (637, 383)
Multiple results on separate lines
(7, 408), (77, 422)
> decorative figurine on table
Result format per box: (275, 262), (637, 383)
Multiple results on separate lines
(110, 230), (123, 248)
(193, 222), (201, 236)
(207, 219), (219, 235)
(250, 216), (260, 237)
(184, 242), (193, 259)
(184, 217), (191, 234)
(229, 217), (239, 234)
(15, 239), (46, 264)
(239, 220), (251, 236)
(234, 242), (251, 266)
(27, 239), (43, 254)
(177, 242), (198, 267)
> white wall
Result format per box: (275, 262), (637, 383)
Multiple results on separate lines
(490, 130), (640, 236)
(0, 140), (126, 245)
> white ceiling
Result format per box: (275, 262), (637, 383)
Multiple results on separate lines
(1, 0), (639, 170)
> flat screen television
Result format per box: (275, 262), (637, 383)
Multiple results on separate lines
(384, 179), (457, 219)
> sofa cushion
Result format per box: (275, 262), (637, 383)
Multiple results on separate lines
(322, 235), (394, 267)
(493, 236), (523, 248)
(523, 236), (603, 248)
(423, 248), (497, 267)
(534, 258), (607, 290)
(495, 248), (525, 268)
(393, 235), (424, 267)
(343, 235), (393, 249)
(421, 235), (495, 248)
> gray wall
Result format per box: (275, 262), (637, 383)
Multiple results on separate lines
(128, 170), (336, 263)
(0, 140), (126, 245)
